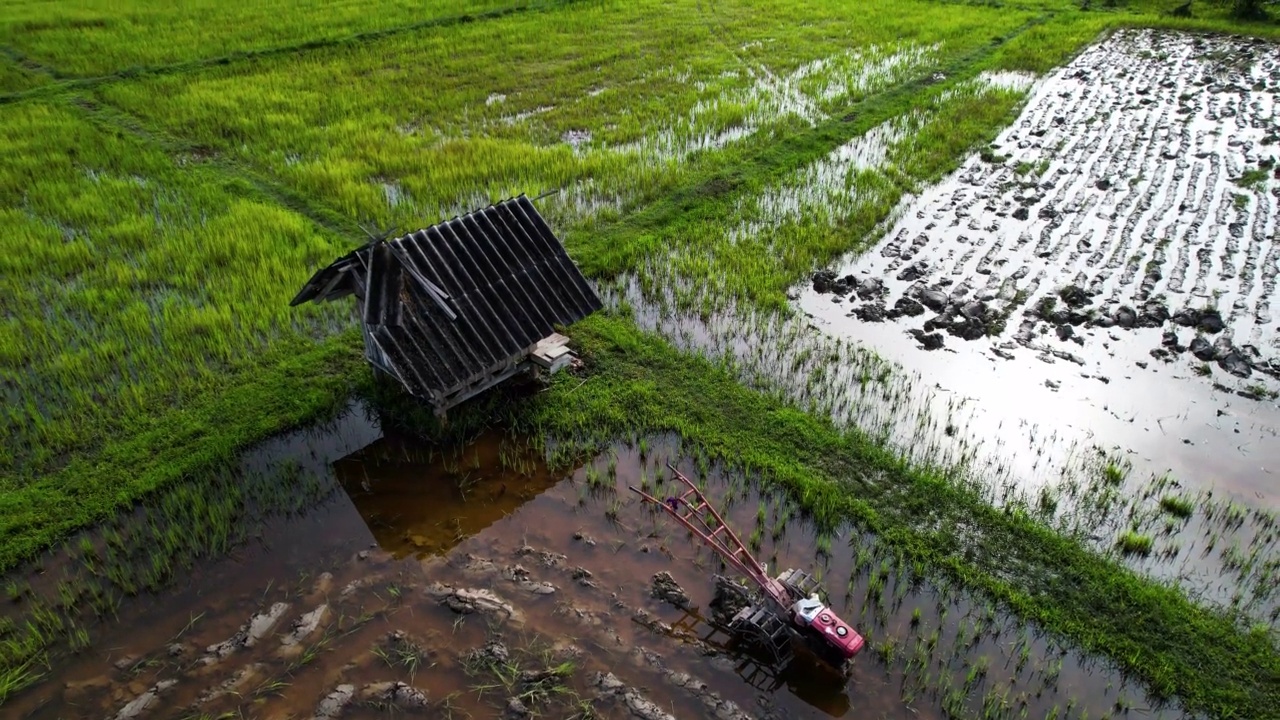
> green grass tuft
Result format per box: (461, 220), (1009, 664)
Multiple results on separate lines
(1116, 531), (1153, 556)
(1159, 495), (1195, 519)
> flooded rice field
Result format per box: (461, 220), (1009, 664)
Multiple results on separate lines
(801, 28), (1280, 502)
(428, 42), (944, 234)
(4, 406), (1191, 720)
(616, 282), (1280, 627)
(605, 29), (1279, 627)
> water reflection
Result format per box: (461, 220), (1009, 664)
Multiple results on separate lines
(333, 430), (562, 558)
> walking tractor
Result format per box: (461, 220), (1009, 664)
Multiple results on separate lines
(631, 466), (865, 675)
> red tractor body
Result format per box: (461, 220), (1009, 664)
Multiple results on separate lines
(631, 467), (864, 674)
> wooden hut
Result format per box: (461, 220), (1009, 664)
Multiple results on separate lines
(291, 195), (601, 415)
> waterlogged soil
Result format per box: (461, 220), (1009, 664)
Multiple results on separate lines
(4, 408), (1189, 720)
(802, 30), (1280, 504)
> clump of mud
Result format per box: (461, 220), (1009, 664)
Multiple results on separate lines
(651, 571), (692, 609)
(709, 575), (755, 625)
(592, 671), (676, 720)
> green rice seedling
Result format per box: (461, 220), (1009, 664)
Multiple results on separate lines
(1045, 657), (1062, 685)
(55, 580), (80, 611)
(876, 637), (898, 664)
(1016, 639), (1031, 671)
(584, 465), (602, 488)
(68, 624), (91, 653)
(816, 533), (833, 558)
(1102, 461), (1127, 486)
(981, 685), (1010, 719)
(1038, 488), (1059, 518)
(5, 580), (25, 603)
(0, 658), (43, 704)
(29, 603), (64, 639)
(1158, 495), (1195, 520)
(1116, 531), (1153, 557)
(255, 677), (291, 699)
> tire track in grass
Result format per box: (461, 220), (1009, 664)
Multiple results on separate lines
(0, 46), (54, 92)
(66, 94), (363, 242)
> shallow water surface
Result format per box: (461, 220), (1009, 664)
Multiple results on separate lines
(801, 29), (1280, 506)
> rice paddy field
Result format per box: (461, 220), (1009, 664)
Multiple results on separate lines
(3, 0), (1280, 718)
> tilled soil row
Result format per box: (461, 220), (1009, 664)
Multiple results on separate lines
(78, 538), (776, 720)
(815, 29), (1279, 393)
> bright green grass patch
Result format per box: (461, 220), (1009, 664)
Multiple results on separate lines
(0, 0), (536, 78)
(97, 0), (1036, 232)
(0, 55), (46, 94)
(982, 11), (1114, 73)
(0, 101), (350, 483)
(1160, 494), (1196, 519)
(1117, 530), (1155, 555)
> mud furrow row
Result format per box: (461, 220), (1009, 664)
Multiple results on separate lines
(812, 28), (1280, 389)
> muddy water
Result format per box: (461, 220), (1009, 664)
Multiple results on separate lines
(332, 432), (563, 559)
(5, 408), (1189, 720)
(801, 29), (1280, 505)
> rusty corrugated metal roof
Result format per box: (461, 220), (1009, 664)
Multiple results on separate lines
(291, 195), (600, 406)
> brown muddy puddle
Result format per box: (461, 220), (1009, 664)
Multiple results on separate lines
(5, 406), (1190, 720)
